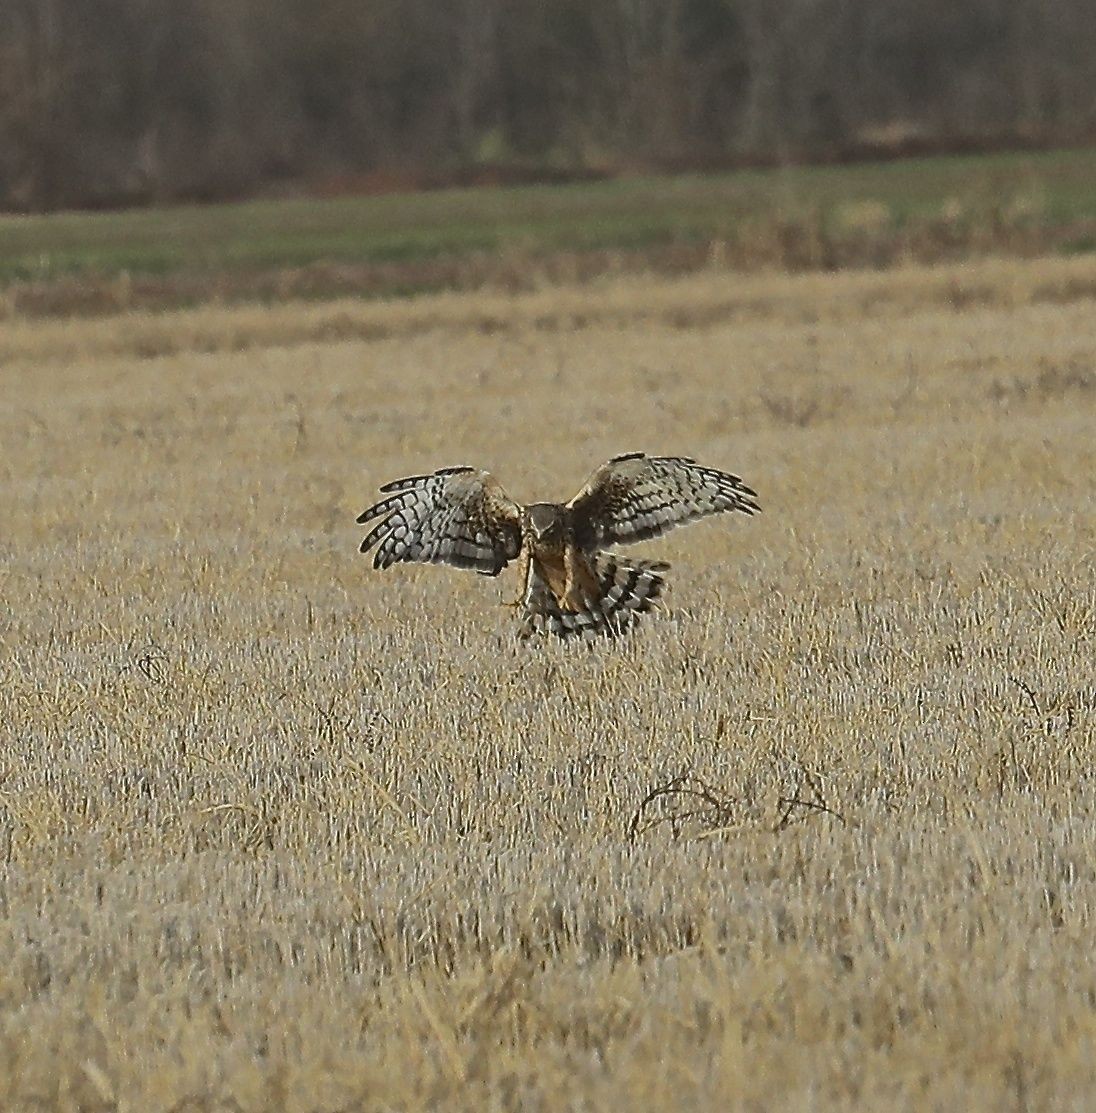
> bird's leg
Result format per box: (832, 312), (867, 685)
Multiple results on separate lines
(505, 547), (531, 608)
(563, 544), (600, 612)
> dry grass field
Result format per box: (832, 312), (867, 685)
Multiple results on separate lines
(2, 252), (1095, 1110)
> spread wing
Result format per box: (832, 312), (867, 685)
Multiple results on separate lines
(357, 466), (523, 575)
(567, 452), (760, 549)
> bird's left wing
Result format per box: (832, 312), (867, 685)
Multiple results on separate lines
(357, 466), (523, 575)
(567, 452), (759, 548)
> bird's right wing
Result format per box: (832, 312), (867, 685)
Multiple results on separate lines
(357, 466), (523, 575)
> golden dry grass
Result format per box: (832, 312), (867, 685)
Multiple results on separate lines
(1, 254), (1094, 1111)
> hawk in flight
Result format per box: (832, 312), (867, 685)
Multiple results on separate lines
(357, 453), (759, 640)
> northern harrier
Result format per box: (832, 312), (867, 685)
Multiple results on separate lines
(357, 453), (759, 639)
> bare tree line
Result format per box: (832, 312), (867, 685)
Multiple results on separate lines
(2, 0), (1095, 211)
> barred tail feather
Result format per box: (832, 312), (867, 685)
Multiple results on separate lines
(521, 554), (669, 642)
(593, 554), (668, 628)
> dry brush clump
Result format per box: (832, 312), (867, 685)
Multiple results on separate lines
(0, 256), (1094, 1110)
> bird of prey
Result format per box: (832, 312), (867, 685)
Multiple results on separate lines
(357, 453), (759, 640)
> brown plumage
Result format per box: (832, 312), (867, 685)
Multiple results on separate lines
(356, 453), (760, 640)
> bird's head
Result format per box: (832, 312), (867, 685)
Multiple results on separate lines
(526, 503), (563, 542)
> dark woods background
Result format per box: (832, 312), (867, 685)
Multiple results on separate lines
(3, 0), (1096, 212)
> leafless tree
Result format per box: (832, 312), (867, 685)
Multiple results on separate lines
(2, 0), (1095, 210)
